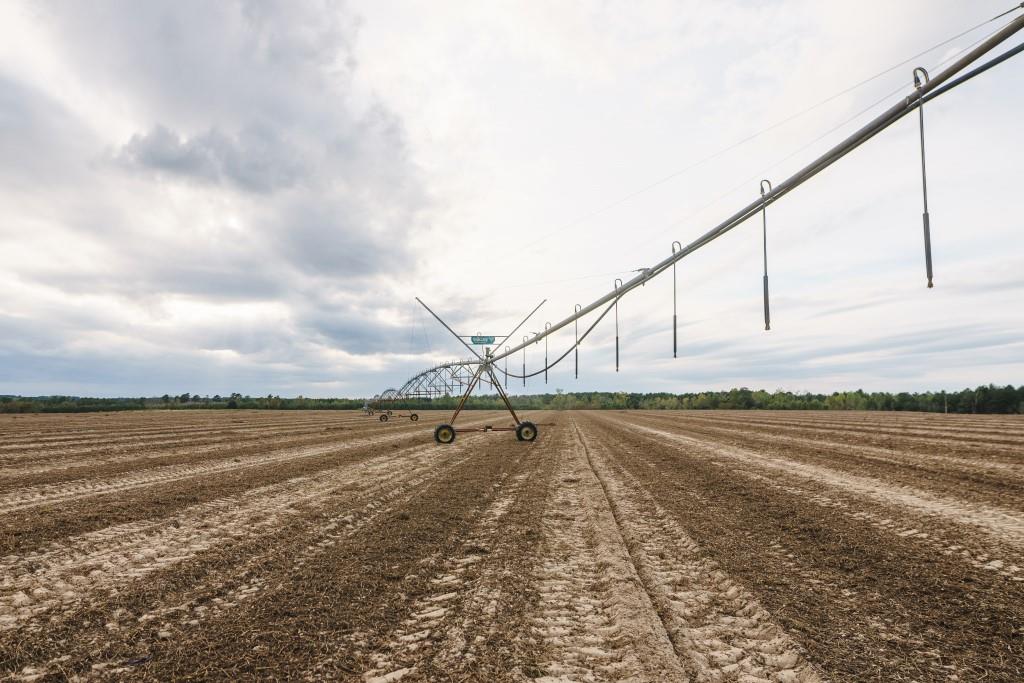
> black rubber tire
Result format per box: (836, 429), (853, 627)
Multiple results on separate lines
(410, 413), (419, 422)
(379, 414), (389, 422)
(387, 410), (393, 416)
(368, 410), (374, 416)
(516, 421), (538, 442)
(434, 424), (456, 444)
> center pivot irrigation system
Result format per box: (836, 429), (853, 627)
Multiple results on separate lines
(370, 8), (1024, 444)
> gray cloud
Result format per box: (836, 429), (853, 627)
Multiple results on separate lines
(117, 124), (305, 193)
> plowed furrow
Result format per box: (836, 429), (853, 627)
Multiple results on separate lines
(674, 412), (1024, 451)
(0, 435), (469, 636)
(348, 418), (561, 682)
(635, 411), (1024, 473)
(131, 433), (526, 681)
(0, 432), (497, 679)
(627, 412), (1024, 508)
(617, 418), (1024, 580)
(355, 470), (528, 682)
(0, 415), (499, 556)
(0, 414), (367, 457)
(0, 416), (404, 476)
(583, 412), (1024, 680)
(622, 418), (1024, 552)
(0, 425), (425, 514)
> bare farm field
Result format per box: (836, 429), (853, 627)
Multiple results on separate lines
(2, 410), (1023, 682)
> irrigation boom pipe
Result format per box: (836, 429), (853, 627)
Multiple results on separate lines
(488, 13), (1024, 366)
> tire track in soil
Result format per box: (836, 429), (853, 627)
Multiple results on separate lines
(347, 417), (670, 683)
(583, 413), (1024, 681)
(574, 419), (822, 683)
(525, 421), (688, 682)
(0, 431), (495, 680)
(131, 431), (533, 681)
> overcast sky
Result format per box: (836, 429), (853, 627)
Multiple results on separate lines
(1, 0), (1022, 398)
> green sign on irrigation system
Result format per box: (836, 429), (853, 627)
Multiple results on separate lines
(470, 335), (495, 345)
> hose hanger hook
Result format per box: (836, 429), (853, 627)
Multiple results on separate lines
(614, 278), (623, 372)
(760, 179), (772, 331)
(574, 304), (582, 379)
(914, 66), (934, 288)
(913, 66), (930, 89)
(671, 241), (682, 358)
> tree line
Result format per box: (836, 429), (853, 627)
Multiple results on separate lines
(2, 385), (1022, 413)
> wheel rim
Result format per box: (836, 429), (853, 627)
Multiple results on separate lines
(522, 426), (535, 440)
(439, 427), (454, 442)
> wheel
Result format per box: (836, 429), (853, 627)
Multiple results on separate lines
(410, 413), (419, 422)
(515, 421), (538, 442)
(379, 414), (389, 422)
(368, 410), (374, 416)
(387, 410), (393, 416)
(434, 424), (456, 444)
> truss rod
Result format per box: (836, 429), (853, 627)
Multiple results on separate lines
(415, 297), (483, 361)
(489, 12), (1024, 366)
(495, 299), (546, 348)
